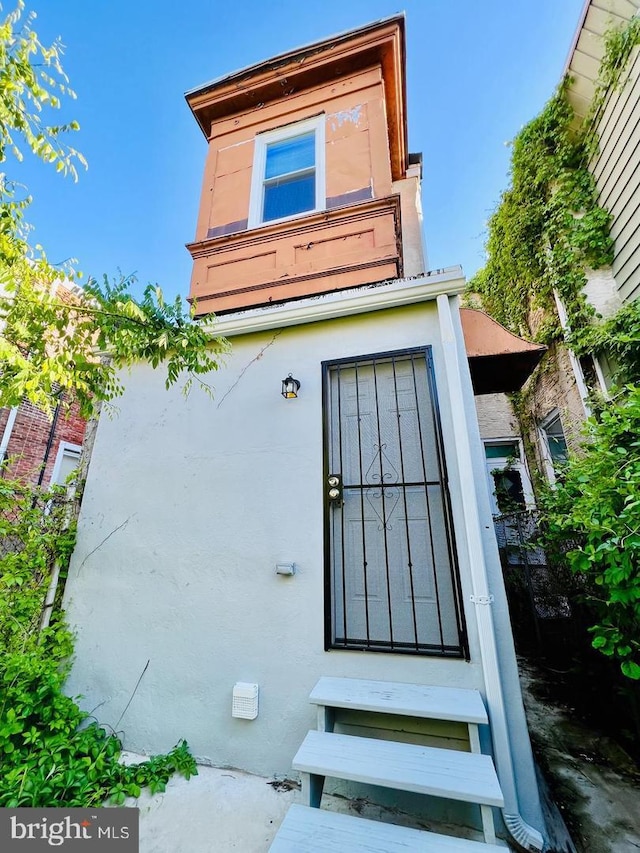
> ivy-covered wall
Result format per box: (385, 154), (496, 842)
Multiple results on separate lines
(470, 15), (640, 682)
(468, 17), (640, 491)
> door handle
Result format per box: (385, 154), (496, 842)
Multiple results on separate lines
(327, 474), (343, 502)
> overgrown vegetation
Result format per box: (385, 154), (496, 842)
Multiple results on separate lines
(0, 480), (197, 806)
(470, 17), (640, 680)
(468, 80), (613, 337)
(539, 388), (640, 680)
(569, 297), (640, 383)
(0, 2), (216, 804)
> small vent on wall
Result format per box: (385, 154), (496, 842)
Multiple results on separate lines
(232, 682), (259, 720)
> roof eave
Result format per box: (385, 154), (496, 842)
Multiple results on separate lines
(185, 15), (408, 179)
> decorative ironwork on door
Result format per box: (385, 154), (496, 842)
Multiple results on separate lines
(323, 348), (467, 657)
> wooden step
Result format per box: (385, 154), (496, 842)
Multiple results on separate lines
(309, 677), (488, 725)
(293, 730), (504, 808)
(269, 805), (502, 852)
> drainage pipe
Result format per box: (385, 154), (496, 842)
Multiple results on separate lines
(437, 293), (544, 852)
(0, 405), (18, 468)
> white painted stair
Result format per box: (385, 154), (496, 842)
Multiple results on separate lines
(310, 676), (488, 753)
(270, 804), (504, 852)
(269, 677), (505, 852)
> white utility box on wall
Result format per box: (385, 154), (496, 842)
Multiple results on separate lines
(232, 682), (259, 720)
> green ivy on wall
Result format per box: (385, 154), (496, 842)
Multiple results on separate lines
(468, 19), (640, 339)
(470, 17), (640, 681)
(468, 80), (612, 338)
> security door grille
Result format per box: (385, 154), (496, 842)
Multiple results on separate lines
(323, 348), (467, 656)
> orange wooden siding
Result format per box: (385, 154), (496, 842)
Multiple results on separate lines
(186, 19), (408, 315)
(188, 196), (401, 314)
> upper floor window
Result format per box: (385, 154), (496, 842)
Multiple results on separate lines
(248, 115), (325, 228)
(539, 410), (568, 482)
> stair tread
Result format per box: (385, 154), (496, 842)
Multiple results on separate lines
(293, 731), (504, 807)
(309, 677), (488, 725)
(269, 805), (502, 852)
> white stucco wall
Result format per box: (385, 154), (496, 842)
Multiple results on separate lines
(65, 302), (481, 770)
(63, 290), (543, 835)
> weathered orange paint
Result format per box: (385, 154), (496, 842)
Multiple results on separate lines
(187, 197), (401, 314)
(186, 18), (409, 315)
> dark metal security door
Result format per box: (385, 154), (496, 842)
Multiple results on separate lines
(323, 348), (467, 656)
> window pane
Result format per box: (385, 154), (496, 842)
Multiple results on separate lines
(263, 172), (315, 221)
(548, 435), (568, 463)
(544, 415), (568, 463)
(265, 133), (315, 179)
(485, 442), (520, 460)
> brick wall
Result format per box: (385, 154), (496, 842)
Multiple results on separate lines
(0, 397), (86, 487)
(519, 342), (586, 488)
(474, 393), (519, 441)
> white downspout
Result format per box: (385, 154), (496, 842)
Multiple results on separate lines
(0, 406), (18, 463)
(437, 294), (544, 852)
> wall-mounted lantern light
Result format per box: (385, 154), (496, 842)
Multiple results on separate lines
(281, 374), (301, 399)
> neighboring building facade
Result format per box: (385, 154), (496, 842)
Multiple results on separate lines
(567, 0), (640, 308)
(63, 18), (547, 849)
(0, 399), (84, 488)
(0, 281), (87, 489)
(517, 0), (640, 489)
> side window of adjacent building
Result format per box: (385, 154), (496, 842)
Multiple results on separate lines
(248, 115), (325, 228)
(50, 442), (82, 488)
(539, 410), (568, 482)
(484, 439), (534, 516)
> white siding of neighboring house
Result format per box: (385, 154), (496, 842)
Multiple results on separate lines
(593, 44), (640, 303)
(567, 0), (640, 306)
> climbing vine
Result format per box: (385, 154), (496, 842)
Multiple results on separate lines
(468, 80), (612, 337)
(569, 298), (640, 384)
(469, 18), (640, 338)
(470, 17), (640, 680)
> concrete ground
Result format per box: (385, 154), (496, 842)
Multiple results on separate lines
(128, 763), (296, 852)
(123, 755), (492, 852)
(122, 664), (640, 853)
(519, 661), (640, 853)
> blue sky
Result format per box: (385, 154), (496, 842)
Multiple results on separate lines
(17, 0), (586, 301)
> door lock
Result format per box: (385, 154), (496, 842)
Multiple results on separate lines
(327, 474), (343, 502)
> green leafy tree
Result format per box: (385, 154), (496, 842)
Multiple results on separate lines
(0, 1), (220, 805)
(0, 1), (225, 417)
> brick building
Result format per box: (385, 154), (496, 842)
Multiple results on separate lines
(0, 279), (87, 488)
(0, 396), (85, 488)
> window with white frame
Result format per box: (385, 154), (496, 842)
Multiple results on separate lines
(248, 115), (325, 228)
(483, 439), (535, 516)
(539, 410), (568, 482)
(50, 442), (82, 488)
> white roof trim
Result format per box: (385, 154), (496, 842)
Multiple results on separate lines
(563, 0), (640, 119)
(206, 268), (465, 338)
